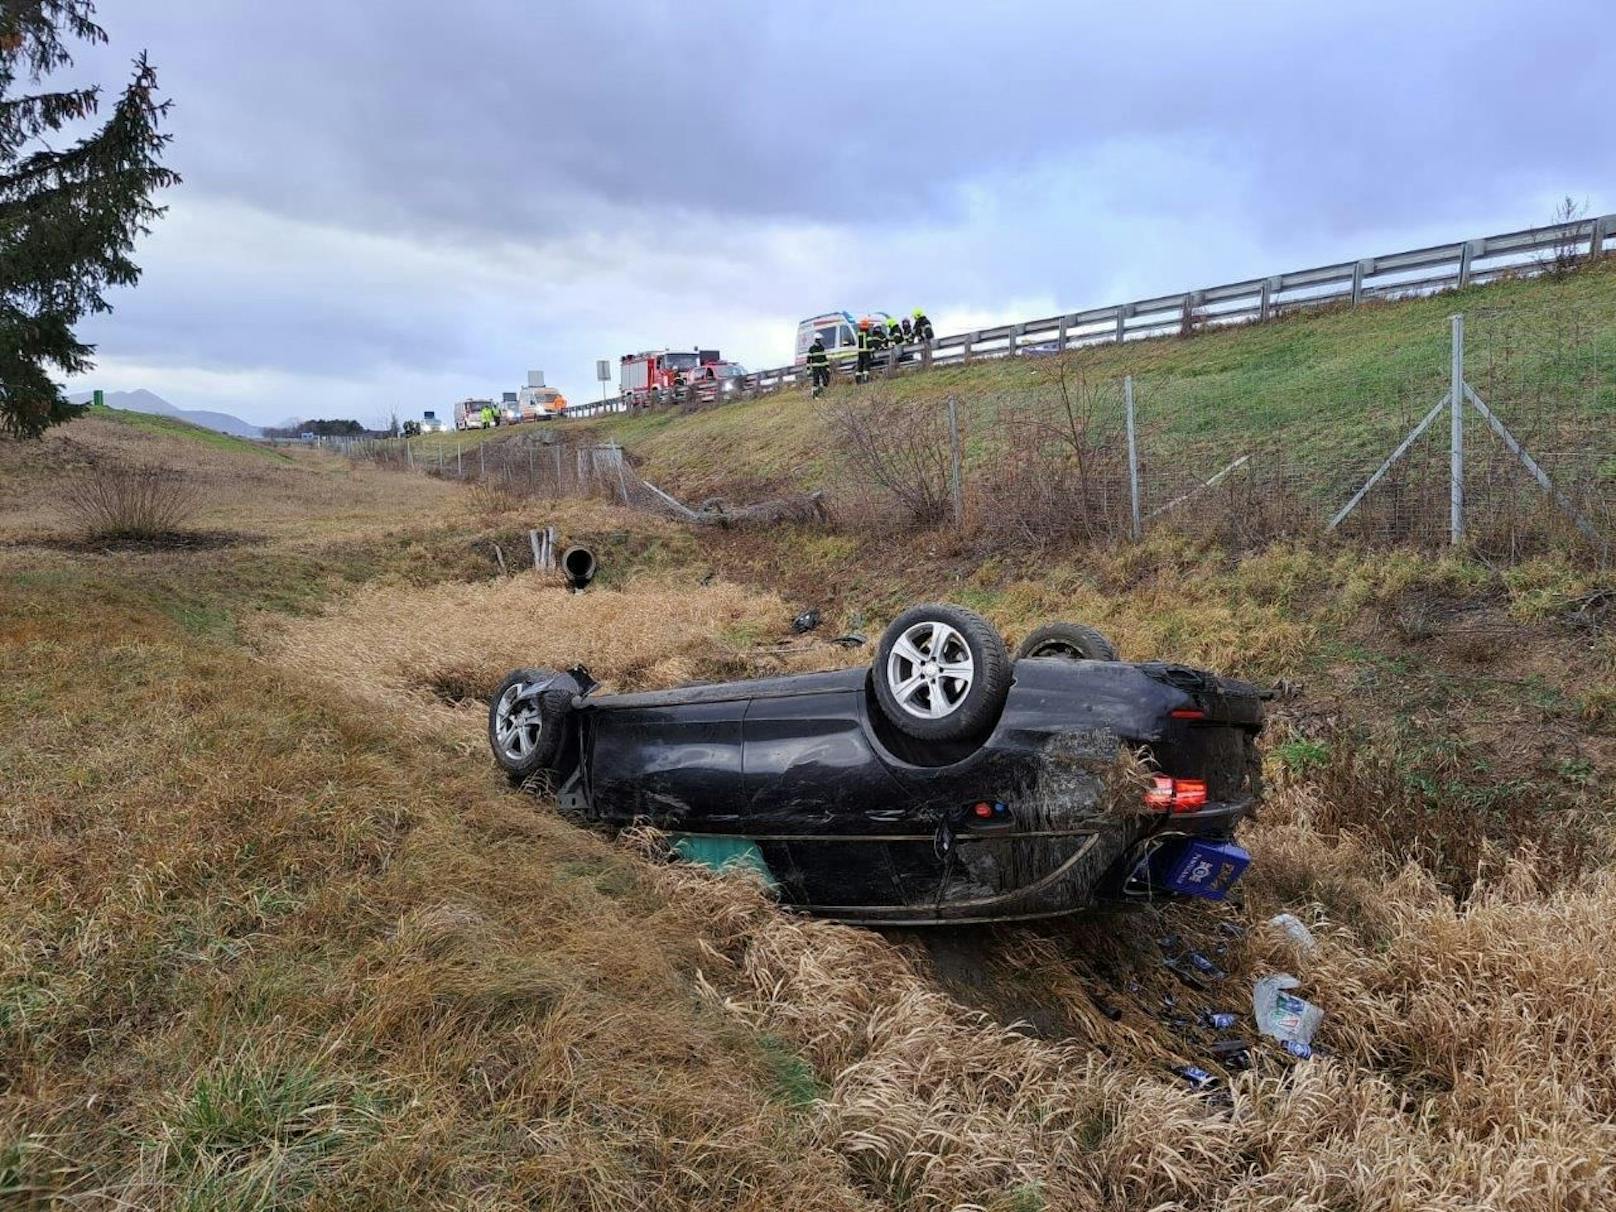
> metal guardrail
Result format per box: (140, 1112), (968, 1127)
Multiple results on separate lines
(560, 214), (1615, 420)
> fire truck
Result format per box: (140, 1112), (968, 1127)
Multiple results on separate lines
(619, 349), (720, 406)
(454, 398), (497, 429)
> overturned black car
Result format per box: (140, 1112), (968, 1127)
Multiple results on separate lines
(490, 604), (1266, 925)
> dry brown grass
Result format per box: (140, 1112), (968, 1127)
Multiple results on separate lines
(0, 413), (460, 542)
(0, 565), (875, 1210)
(256, 571), (868, 740)
(9, 425), (1616, 1209)
(629, 789), (1616, 1211)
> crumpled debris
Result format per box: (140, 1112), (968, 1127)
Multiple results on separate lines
(831, 633), (867, 648)
(1173, 1064), (1216, 1089)
(1253, 972), (1324, 1048)
(1269, 913), (1317, 953)
(792, 608), (821, 633)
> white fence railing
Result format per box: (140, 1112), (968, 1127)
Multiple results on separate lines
(560, 213), (1615, 421)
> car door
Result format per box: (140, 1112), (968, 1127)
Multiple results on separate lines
(741, 688), (922, 909)
(584, 698), (748, 827)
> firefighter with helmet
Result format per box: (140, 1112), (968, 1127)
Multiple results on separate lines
(912, 308), (935, 343)
(855, 317), (875, 383)
(886, 315), (904, 349)
(806, 334), (831, 397)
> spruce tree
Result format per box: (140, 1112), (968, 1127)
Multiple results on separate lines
(1, 1), (177, 438)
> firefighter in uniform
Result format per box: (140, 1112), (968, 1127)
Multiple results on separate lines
(900, 316), (914, 343)
(855, 317), (874, 383)
(806, 335), (831, 396)
(912, 308), (935, 343)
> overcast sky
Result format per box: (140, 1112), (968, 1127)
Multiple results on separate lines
(57, 1), (1616, 427)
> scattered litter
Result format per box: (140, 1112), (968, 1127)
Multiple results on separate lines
(1186, 950), (1226, 979)
(1165, 958), (1210, 991)
(831, 633), (867, 648)
(1173, 1065), (1216, 1089)
(1218, 921), (1246, 939)
(792, 609), (821, 633)
(1268, 913), (1317, 952)
(1280, 1039), (1314, 1060)
(1210, 1038), (1253, 1070)
(1156, 933), (1182, 952)
(1253, 972), (1324, 1048)
(1202, 1011), (1238, 1030)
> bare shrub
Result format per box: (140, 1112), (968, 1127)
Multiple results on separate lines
(61, 461), (200, 538)
(991, 362), (1132, 548)
(1539, 194), (1590, 277)
(827, 395), (954, 528)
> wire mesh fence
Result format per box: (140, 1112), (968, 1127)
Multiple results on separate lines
(347, 310), (1613, 564)
(954, 307), (1614, 560)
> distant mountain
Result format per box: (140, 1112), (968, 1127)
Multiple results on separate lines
(69, 388), (263, 438)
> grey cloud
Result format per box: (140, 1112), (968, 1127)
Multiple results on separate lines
(57, 0), (1616, 426)
(89, 0), (1616, 244)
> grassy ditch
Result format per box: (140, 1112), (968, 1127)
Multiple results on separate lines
(4, 405), (1616, 1208)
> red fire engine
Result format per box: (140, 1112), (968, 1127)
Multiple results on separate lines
(618, 348), (720, 406)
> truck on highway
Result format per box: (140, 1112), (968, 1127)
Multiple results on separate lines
(517, 384), (569, 419)
(619, 349), (720, 407)
(454, 398), (498, 430)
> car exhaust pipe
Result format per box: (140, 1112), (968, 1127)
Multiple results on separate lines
(562, 545), (597, 591)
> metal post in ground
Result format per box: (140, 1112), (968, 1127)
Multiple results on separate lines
(478, 442), (485, 480)
(946, 395), (963, 525)
(1124, 375), (1141, 540)
(1450, 313), (1465, 545)
(457, 442), (463, 478)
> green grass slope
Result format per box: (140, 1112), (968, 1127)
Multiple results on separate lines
(578, 261), (1616, 500)
(87, 403), (290, 461)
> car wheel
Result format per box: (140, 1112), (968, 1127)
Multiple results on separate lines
(873, 604), (1011, 741)
(1015, 622), (1119, 662)
(488, 667), (569, 779)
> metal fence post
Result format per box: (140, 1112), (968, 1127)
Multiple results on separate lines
(478, 442), (485, 479)
(947, 395), (963, 526)
(1124, 375), (1141, 540)
(1450, 312), (1465, 544)
(457, 442), (463, 478)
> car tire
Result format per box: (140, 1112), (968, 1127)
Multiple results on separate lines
(1015, 622), (1119, 662)
(488, 667), (570, 780)
(873, 604), (1011, 741)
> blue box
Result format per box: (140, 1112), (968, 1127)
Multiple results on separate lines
(1155, 840), (1250, 900)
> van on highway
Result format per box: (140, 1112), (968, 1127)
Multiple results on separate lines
(794, 310), (892, 366)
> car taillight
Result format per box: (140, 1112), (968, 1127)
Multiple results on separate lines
(1145, 776), (1209, 812)
(1169, 708), (1206, 720)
